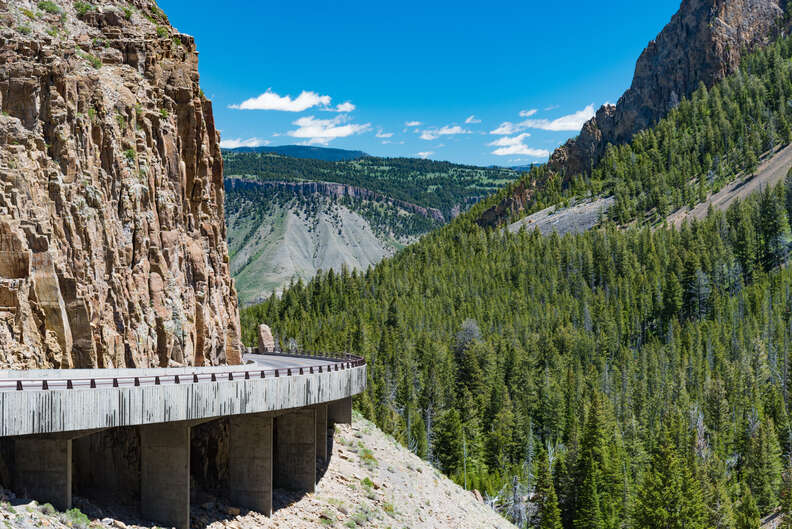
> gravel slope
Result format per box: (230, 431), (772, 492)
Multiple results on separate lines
(0, 415), (514, 529)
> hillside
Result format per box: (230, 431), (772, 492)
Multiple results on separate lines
(226, 179), (437, 304)
(223, 145), (367, 162)
(0, 0), (240, 369)
(0, 415), (515, 529)
(224, 152), (518, 301)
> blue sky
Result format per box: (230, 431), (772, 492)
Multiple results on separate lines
(158, 0), (681, 166)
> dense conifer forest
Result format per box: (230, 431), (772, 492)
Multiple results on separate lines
(223, 152), (518, 219)
(241, 26), (792, 529)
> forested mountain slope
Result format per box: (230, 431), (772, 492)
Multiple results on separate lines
(224, 153), (518, 302)
(223, 144), (367, 161)
(241, 25), (792, 529)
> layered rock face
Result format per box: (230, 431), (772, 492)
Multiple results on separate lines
(549, 0), (786, 176)
(0, 0), (241, 368)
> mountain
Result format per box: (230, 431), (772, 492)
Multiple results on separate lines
(224, 152), (518, 302)
(244, 6), (792, 528)
(549, 0), (787, 177)
(222, 144), (368, 161)
(0, 0), (240, 369)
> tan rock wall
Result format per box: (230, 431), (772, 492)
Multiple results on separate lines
(0, 0), (241, 368)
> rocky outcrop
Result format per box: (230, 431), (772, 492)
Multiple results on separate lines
(0, 0), (241, 368)
(549, 0), (786, 176)
(226, 178), (446, 222)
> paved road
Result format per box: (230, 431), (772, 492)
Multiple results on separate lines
(0, 353), (357, 392)
(243, 353), (337, 369)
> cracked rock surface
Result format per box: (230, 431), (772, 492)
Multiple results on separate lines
(0, 0), (241, 369)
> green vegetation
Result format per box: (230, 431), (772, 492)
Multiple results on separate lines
(245, 174), (792, 527)
(156, 25), (167, 38)
(20, 8), (36, 20)
(488, 34), (792, 229)
(159, 108), (169, 119)
(62, 508), (89, 528)
(77, 51), (102, 69)
(37, 1), (61, 15)
(123, 149), (136, 162)
(17, 25), (31, 35)
(122, 6), (133, 20)
(222, 152), (519, 220)
(74, 1), (94, 16)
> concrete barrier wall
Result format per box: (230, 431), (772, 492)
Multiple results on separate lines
(0, 366), (366, 437)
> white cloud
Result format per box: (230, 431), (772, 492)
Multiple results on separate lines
(522, 104), (595, 131)
(405, 121), (422, 127)
(230, 89), (331, 111)
(488, 133), (549, 157)
(545, 104), (559, 111)
(490, 121), (521, 135)
(219, 137), (271, 149)
(419, 125), (470, 141)
(333, 101), (356, 112)
(287, 115), (371, 145)
(416, 151), (433, 159)
(465, 115), (481, 124)
(519, 109), (537, 117)
(376, 130), (393, 138)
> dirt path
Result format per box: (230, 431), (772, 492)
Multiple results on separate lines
(667, 143), (792, 226)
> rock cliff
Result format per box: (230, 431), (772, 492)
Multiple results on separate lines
(550, 0), (786, 176)
(0, 0), (241, 368)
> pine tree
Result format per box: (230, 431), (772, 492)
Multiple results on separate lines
(534, 448), (563, 529)
(736, 484), (761, 529)
(434, 408), (463, 476)
(633, 429), (708, 529)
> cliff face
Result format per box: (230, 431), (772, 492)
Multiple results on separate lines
(549, 0), (785, 176)
(0, 0), (241, 368)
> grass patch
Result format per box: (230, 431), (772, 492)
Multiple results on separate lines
(18, 25), (31, 35)
(116, 114), (126, 129)
(78, 51), (102, 69)
(122, 7), (133, 20)
(319, 508), (336, 526)
(74, 1), (94, 16)
(37, 1), (62, 14)
(156, 25), (167, 38)
(39, 503), (56, 515)
(20, 8), (36, 20)
(123, 149), (136, 162)
(159, 108), (169, 119)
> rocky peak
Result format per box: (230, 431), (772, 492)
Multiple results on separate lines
(0, 0), (241, 368)
(549, 0), (786, 176)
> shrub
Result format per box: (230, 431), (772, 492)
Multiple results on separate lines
(37, 1), (62, 15)
(74, 1), (94, 16)
(21, 8), (36, 19)
(62, 508), (89, 528)
(122, 7), (132, 20)
(18, 25), (31, 35)
(39, 503), (56, 515)
(78, 51), (102, 69)
(156, 25), (167, 38)
(159, 108), (169, 119)
(123, 149), (136, 162)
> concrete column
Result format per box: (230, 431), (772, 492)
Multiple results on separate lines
(228, 414), (273, 516)
(315, 404), (328, 464)
(14, 438), (72, 510)
(275, 408), (315, 492)
(328, 396), (352, 425)
(140, 422), (191, 529)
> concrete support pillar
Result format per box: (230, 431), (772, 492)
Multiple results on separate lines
(315, 404), (328, 464)
(14, 438), (72, 510)
(140, 422), (191, 529)
(228, 414), (273, 516)
(328, 396), (352, 425)
(275, 408), (315, 492)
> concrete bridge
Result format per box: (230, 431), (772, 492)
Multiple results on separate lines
(0, 352), (366, 529)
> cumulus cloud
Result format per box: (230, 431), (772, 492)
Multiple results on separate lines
(230, 89), (356, 113)
(287, 115), (371, 145)
(376, 130), (393, 138)
(522, 104), (595, 131)
(465, 115), (481, 124)
(230, 89), (331, 111)
(488, 133), (549, 157)
(519, 109), (537, 117)
(417, 151), (433, 159)
(405, 121), (422, 127)
(219, 137), (271, 149)
(419, 125), (470, 141)
(490, 121), (521, 135)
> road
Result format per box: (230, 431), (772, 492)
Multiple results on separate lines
(243, 353), (340, 369)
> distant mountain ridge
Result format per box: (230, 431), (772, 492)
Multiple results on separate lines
(222, 144), (368, 161)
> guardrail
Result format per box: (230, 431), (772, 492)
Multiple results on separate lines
(0, 354), (365, 392)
